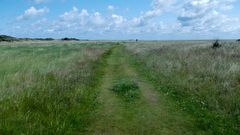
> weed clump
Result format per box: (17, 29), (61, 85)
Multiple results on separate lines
(212, 40), (221, 49)
(111, 78), (140, 101)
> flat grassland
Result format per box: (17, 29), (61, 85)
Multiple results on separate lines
(0, 41), (239, 134)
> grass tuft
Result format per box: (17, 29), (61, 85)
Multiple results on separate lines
(111, 78), (140, 101)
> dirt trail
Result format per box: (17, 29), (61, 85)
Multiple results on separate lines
(87, 46), (207, 135)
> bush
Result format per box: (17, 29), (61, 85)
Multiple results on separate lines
(61, 37), (80, 41)
(212, 40), (221, 48)
(111, 78), (140, 101)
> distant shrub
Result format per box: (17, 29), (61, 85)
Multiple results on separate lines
(61, 37), (80, 41)
(212, 40), (221, 49)
(237, 39), (240, 42)
(35, 38), (55, 41)
(111, 78), (140, 101)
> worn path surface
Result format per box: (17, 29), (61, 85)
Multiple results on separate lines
(87, 46), (207, 135)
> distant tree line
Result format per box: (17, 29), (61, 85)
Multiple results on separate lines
(0, 35), (17, 42)
(0, 35), (55, 42)
(0, 35), (88, 42)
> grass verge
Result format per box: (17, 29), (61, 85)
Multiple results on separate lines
(125, 46), (239, 135)
(0, 45), (113, 135)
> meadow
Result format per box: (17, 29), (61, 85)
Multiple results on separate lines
(0, 40), (239, 134)
(0, 41), (112, 134)
(125, 40), (240, 134)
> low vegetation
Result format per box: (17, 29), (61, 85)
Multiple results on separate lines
(111, 78), (140, 101)
(212, 39), (221, 48)
(0, 35), (56, 42)
(0, 42), (112, 134)
(125, 41), (240, 134)
(61, 37), (80, 41)
(0, 40), (239, 134)
(29, 38), (55, 41)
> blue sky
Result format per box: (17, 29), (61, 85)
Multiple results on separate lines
(0, 0), (240, 40)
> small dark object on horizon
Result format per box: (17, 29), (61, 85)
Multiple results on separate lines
(136, 39), (138, 42)
(212, 40), (221, 49)
(35, 38), (55, 41)
(237, 39), (240, 42)
(61, 37), (80, 41)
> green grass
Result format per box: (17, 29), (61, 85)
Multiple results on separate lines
(88, 46), (207, 135)
(111, 78), (140, 101)
(125, 41), (240, 135)
(0, 41), (113, 134)
(0, 41), (239, 134)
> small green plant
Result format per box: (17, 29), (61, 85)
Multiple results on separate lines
(111, 78), (140, 101)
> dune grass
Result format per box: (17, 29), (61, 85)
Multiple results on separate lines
(125, 41), (240, 134)
(0, 42), (112, 134)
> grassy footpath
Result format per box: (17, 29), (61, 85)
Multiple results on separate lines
(87, 46), (208, 135)
(0, 43), (113, 134)
(1, 42), (236, 134)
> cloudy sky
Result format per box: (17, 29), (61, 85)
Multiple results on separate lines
(0, 0), (240, 40)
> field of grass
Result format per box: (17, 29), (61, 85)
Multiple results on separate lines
(125, 41), (240, 134)
(0, 40), (239, 134)
(0, 41), (112, 134)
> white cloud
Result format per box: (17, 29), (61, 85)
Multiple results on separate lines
(108, 5), (115, 11)
(111, 14), (125, 25)
(126, 0), (240, 34)
(43, 7), (107, 34)
(59, 7), (88, 21)
(141, 0), (177, 19)
(126, 0), (177, 28)
(91, 12), (105, 26)
(13, 0), (240, 38)
(17, 6), (49, 20)
(177, 0), (240, 33)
